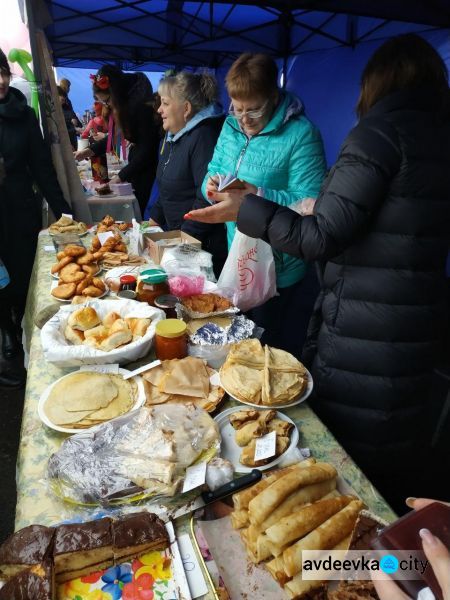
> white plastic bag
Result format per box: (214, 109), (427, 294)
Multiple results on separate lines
(217, 230), (277, 312)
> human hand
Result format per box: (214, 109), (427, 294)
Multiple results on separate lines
(73, 148), (93, 161)
(206, 175), (219, 195)
(109, 175), (122, 184)
(372, 498), (450, 600)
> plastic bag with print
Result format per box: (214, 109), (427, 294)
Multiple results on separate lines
(217, 230), (277, 312)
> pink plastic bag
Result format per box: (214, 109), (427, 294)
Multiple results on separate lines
(217, 231), (277, 312)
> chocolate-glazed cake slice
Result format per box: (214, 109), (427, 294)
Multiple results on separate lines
(53, 518), (113, 582)
(112, 512), (169, 563)
(348, 510), (388, 551)
(0, 561), (54, 600)
(0, 525), (55, 579)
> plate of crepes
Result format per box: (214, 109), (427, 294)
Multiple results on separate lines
(48, 214), (88, 236)
(38, 367), (145, 433)
(220, 339), (313, 408)
(142, 356), (225, 413)
(50, 244), (107, 301)
(215, 407), (299, 472)
(90, 232), (147, 269)
(224, 459), (365, 599)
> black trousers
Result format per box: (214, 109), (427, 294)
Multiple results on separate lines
(247, 264), (320, 359)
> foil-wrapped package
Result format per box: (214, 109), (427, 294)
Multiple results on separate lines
(191, 315), (255, 346)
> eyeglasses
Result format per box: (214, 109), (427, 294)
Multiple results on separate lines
(228, 99), (269, 121)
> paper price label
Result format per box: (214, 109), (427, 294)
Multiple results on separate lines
(98, 231), (115, 246)
(62, 213), (73, 220)
(182, 461), (207, 493)
(254, 430), (277, 462)
(177, 534), (208, 598)
(79, 364), (120, 375)
(44, 245), (56, 253)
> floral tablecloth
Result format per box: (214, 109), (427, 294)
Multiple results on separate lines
(15, 232), (397, 599)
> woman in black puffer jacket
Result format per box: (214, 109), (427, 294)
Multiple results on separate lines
(188, 34), (450, 511)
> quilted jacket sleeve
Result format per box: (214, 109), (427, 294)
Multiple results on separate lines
(237, 118), (402, 262)
(262, 123), (326, 206)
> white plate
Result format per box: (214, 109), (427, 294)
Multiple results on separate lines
(220, 368), (313, 409)
(49, 229), (89, 237)
(51, 267), (102, 280)
(51, 281), (109, 302)
(214, 406), (299, 473)
(38, 368), (146, 434)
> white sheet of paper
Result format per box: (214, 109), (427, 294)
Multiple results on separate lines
(183, 462), (207, 493)
(62, 213), (73, 220)
(165, 522), (192, 600)
(177, 533), (208, 598)
(44, 245), (56, 253)
(254, 430), (277, 461)
(98, 231), (115, 246)
(79, 364), (120, 374)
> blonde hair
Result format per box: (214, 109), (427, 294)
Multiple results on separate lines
(226, 53), (278, 100)
(159, 71), (218, 114)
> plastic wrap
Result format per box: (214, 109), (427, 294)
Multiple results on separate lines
(168, 269), (205, 297)
(161, 245), (216, 282)
(47, 405), (220, 506)
(176, 289), (239, 321)
(40, 298), (164, 367)
(205, 458), (234, 491)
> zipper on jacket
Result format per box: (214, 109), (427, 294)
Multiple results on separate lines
(234, 137), (250, 177)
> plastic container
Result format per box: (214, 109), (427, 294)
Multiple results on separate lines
(119, 274), (137, 292)
(155, 319), (188, 360)
(137, 269), (169, 306)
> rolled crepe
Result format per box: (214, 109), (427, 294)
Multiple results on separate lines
(266, 555), (291, 587)
(259, 478), (337, 531)
(249, 463), (337, 525)
(232, 459), (316, 510)
(245, 479), (337, 547)
(283, 535), (352, 598)
(283, 499), (364, 578)
(230, 509), (249, 530)
(266, 495), (355, 548)
(235, 420), (267, 446)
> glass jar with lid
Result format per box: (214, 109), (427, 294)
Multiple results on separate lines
(136, 269), (169, 306)
(155, 319), (188, 360)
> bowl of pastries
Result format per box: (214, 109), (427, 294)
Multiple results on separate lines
(40, 299), (164, 367)
(49, 215), (87, 235)
(215, 407), (298, 472)
(50, 244), (106, 301)
(220, 339), (313, 408)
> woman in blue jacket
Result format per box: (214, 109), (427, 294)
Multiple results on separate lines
(189, 53), (327, 356)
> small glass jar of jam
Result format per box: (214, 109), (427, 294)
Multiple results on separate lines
(136, 269), (169, 306)
(155, 319), (188, 360)
(119, 274), (137, 292)
(154, 294), (179, 319)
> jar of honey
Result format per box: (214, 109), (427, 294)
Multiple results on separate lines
(136, 269), (169, 306)
(155, 319), (188, 361)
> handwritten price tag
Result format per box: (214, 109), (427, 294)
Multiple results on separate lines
(98, 231), (115, 246)
(62, 213), (73, 220)
(177, 534), (208, 598)
(254, 430), (277, 462)
(79, 364), (120, 375)
(182, 462), (207, 493)
(44, 245), (56, 253)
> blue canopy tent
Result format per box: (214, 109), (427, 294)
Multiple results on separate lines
(40, 0), (450, 164)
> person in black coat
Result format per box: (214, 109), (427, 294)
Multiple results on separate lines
(187, 35), (450, 511)
(74, 66), (162, 216)
(150, 71), (227, 277)
(57, 86), (78, 150)
(0, 49), (71, 379)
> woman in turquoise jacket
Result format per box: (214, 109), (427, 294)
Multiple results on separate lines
(193, 53), (327, 356)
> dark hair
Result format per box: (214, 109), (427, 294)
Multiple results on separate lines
(226, 53), (278, 100)
(357, 34), (449, 118)
(0, 48), (11, 77)
(92, 65), (153, 138)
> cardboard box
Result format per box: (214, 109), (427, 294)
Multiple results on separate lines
(143, 230), (202, 264)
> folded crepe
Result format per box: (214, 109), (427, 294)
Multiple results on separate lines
(159, 356), (209, 398)
(220, 362), (263, 403)
(227, 338), (265, 368)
